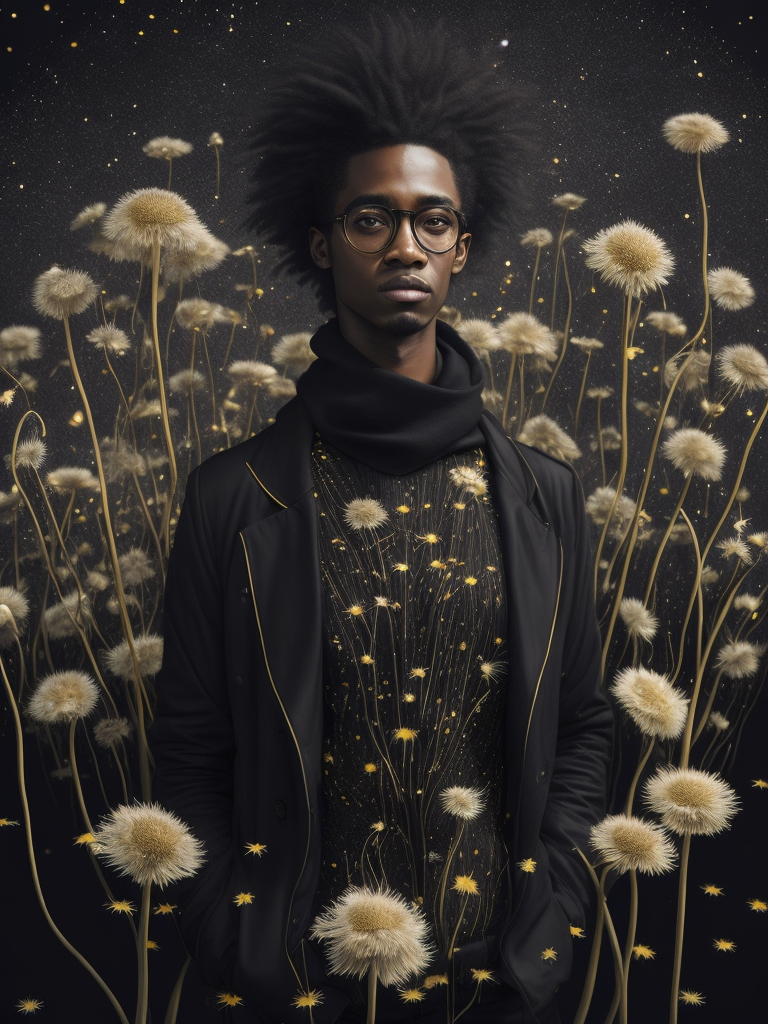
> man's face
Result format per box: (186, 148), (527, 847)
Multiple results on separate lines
(309, 144), (471, 338)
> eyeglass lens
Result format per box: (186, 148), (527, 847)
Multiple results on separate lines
(344, 206), (461, 254)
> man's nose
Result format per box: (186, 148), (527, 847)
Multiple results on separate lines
(384, 214), (426, 263)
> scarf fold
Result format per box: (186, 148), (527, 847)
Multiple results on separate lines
(295, 318), (486, 475)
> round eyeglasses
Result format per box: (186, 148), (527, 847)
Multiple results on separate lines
(332, 204), (468, 255)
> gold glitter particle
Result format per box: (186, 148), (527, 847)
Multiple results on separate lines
(396, 505), (410, 513)
(364, 763), (377, 773)
(403, 693), (416, 703)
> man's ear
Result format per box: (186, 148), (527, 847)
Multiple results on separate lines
(309, 226), (332, 269)
(451, 232), (471, 275)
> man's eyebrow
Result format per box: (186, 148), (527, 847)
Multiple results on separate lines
(342, 193), (459, 213)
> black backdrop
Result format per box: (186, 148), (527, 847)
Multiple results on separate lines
(1, 1), (766, 1021)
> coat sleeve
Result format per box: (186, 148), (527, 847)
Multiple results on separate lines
(539, 465), (613, 925)
(149, 466), (237, 970)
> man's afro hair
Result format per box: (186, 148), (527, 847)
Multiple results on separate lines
(245, 15), (537, 311)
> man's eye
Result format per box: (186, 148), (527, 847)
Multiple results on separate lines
(352, 214), (388, 230)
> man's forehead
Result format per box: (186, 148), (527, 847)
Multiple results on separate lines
(336, 145), (461, 207)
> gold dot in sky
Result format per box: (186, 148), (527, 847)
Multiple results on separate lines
(70, 41), (78, 47)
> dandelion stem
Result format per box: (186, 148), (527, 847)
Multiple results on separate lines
(527, 244), (543, 316)
(148, 239), (179, 557)
(163, 957), (191, 1024)
(669, 834), (691, 1024)
(135, 883), (152, 1024)
(366, 964), (378, 1024)
(0, 654), (130, 1024)
(618, 870), (639, 1024)
(573, 352), (592, 438)
(541, 244), (574, 413)
(69, 718), (95, 835)
(501, 352), (518, 433)
(213, 144), (221, 200)
(624, 737), (653, 817)
(642, 476), (693, 605)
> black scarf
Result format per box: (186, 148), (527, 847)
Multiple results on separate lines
(295, 318), (485, 475)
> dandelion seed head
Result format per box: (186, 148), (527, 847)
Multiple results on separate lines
(100, 438), (146, 482)
(586, 386), (614, 400)
(733, 593), (761, 612)
(118, 548), (156, 587)
(7, 436), (47, 472)
(663, 112), (729, 153)
(32, 266), (99, 319)
(457, 319), (499, 354)
(497, 312), (558, 361)
(46, 466), (100, 493)
(644, 766), (740, 836)
(716, 344), (768, 393)
(86, 324), (132, 356)
(590, 814), (677, 875)
(208, 132), (224, 147)
(583, 220), (674, 297)
(94, 802), (205, 888)
(664, 350), (711, 394)
(553, 192), (586, 210)
(0, 585), (29, 648)
(267, 375), (297, 401)
(708, 712), (730, 732)
(168, 369), (206, 394)
(93, 717), (132, 748)
(174, 297), (227, 331)
(662, 428), (726, 481)
(271, 332), (316, 374)
(310, 886), (432, 987)
(27, 670), (99, 724)
(142, 136), (193, 160)
(70, 201), (107, 231)
(585, 487), (636, 527)
(645, 310), (687, 336)
(518, 415), (581, 461)
(439, 786), (485, 820)
(0, 325), (42, 366)
(43, 591), (92, 639)
(713, 640), (763, 679)
(105, 634), (164, 683)
(226, 360), (278, 387)
(520, 228), (553, 247)
(708, 267), (755, 311)
(570, 336), (604, 352)
(162, 229), (229, 283)
(717, 536), (752, 563)
(448, 465), (487, 497)
(618, 599), (659, 642)
(343, 498), (389, 531)
(611, 667), (688, 739)
(103, 188), (202, 256)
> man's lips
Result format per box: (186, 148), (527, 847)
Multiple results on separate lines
(379, 276), (431, 303)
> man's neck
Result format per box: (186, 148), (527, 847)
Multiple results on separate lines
(335, 310), (438, 383)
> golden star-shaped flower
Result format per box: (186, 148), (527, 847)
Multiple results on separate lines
(540, 947), (558, 962)
(712, 938), (736, 952)
(147, 939), (160, 950)
(216, 993), (244, 1008)
(470, 968), (496, 984)
(424, 973), (450, 988)
(15, 997), (44, 1015)
(233, 891), (255, 906)
(678, 990), (705, 1006)
(399, 988), (425, 1003)
(74, 832), (96, 845)
(632, 944), (656, 960)
(105, 899), (136, 915)
(747, 898), (767, 912)
(452, 874), (480, 895)
(244, 842), (267, 857)
(292, 990), (324, 1009)
(701, 883), (724, 896)
(0, 818), (20, 827)
(153, 903), (177, 915)
(751, 778), (768, 789)
(517, 858), (537, 873)
(569, 925), (586, 938)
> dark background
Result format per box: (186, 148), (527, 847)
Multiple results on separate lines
(1, 0), (766, 1021)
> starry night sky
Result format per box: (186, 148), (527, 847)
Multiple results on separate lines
(2, 1), (767, 1021)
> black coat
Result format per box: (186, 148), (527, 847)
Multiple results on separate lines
(150, 396), (613, 1022)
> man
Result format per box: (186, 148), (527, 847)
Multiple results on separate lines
(151, 18), (612, 1024)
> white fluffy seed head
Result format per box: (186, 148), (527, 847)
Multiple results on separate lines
(583, 220), (674, 297)
(610, 666), (688, 739)
(142, 136), (193, 160)
(708, 267), (755, 311)
(270, 332), (317, 374)
(27, 670), (99, 724)
(590, 815), (678, 875)
(618, 599), (659, 642)
(662, 113), (729, 154)
(310, 886), (432, 987)
(103, 188), (202, 257)
(517, 415), (581, 461)
(713, 640), (764, 680)
(520, 228), (553, 247)
(644, 766), (740, 836)
(105, 634), (164, 683)
(645, 311), (687, 336)
(343, 498), (389, 531)
(662, 428), (726, 481)
(457, 319), (499, 354)
(717, 344), (768, 393)
(439, 785), (485, 820)
(497, 313), (558, 360)
(32, 267), (99, 320)
(94, 802), (205, 887)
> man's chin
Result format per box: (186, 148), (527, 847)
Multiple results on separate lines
(385, 310), (430, 337)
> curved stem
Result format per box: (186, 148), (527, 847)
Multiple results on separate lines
(501, 353), (518, 434)
(541, 244), (574, 413)
(669, 834), (691, 1024)
(148, 240), (178, 557)
(163, 957), (191, 1024)
(366, 965), (378, 1024)
(527, 245), (542, 316)
(69, 718), (95, 835)
(1, 655), (130, 1024)
(135, 884), (152, 1024)
(624, 737), (654, 816)
(642, 476), (693, 605)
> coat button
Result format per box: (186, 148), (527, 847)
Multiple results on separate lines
(275, 800), (287, 820)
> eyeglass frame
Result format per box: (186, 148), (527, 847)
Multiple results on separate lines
(327, 202), (469, 255)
